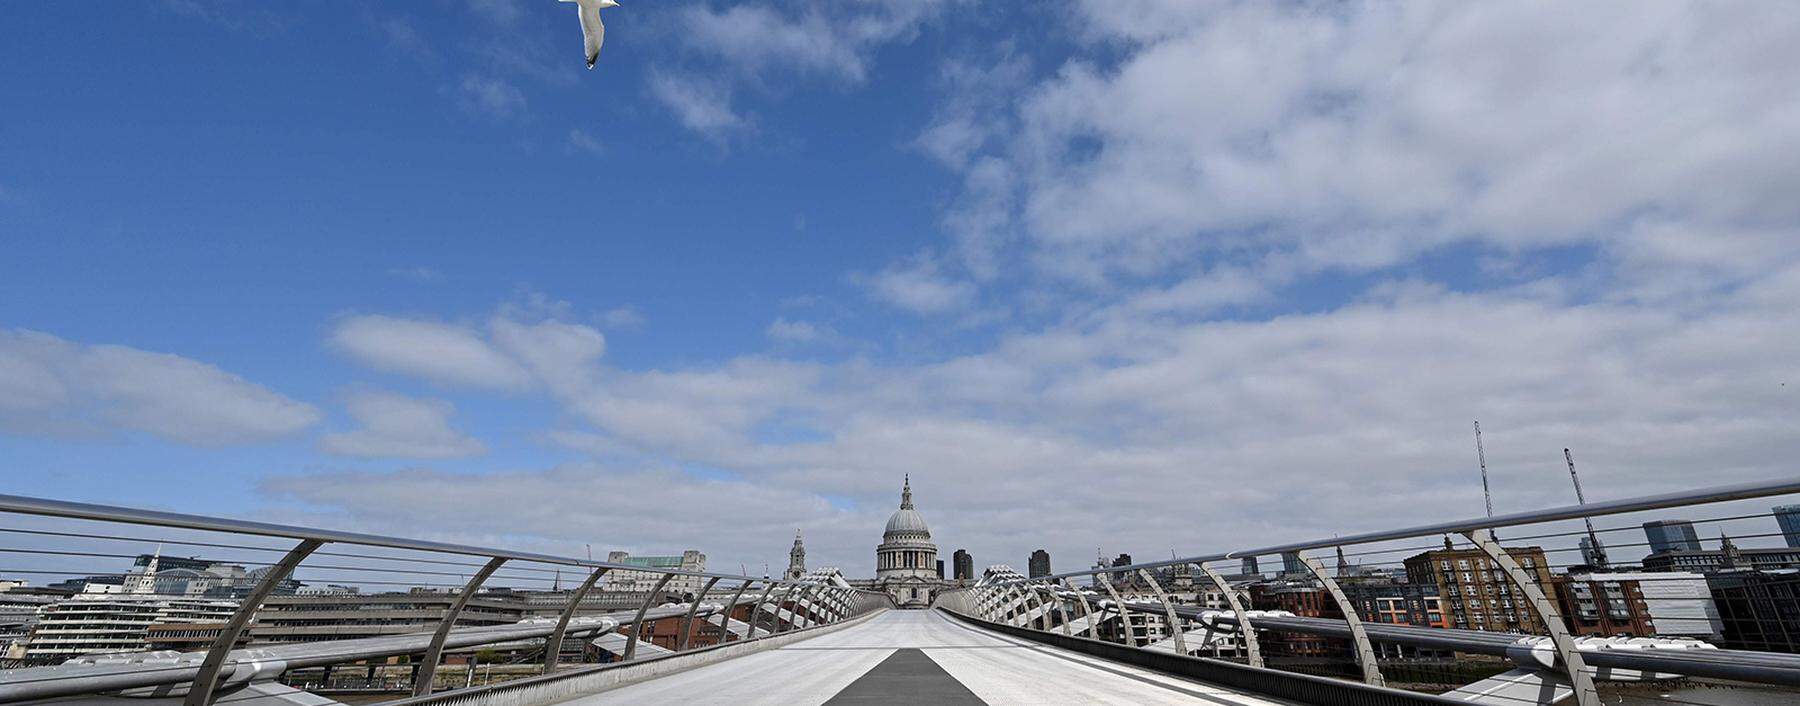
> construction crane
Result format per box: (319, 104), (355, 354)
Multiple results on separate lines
(1565, 448), (1608, 568)
(1474, 422), (1497, 541)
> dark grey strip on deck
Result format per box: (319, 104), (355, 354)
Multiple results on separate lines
(822, 648), (988, 705)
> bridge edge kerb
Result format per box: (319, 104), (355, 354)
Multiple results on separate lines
(376, 607), (892, 706)
(935, 607), (1467, 706)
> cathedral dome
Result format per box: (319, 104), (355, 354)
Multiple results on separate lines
(882, 475), (931, 538)
(884, 507), (930, 536)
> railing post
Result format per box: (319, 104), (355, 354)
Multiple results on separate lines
(744, 581), (781, 639)
(1008, 583), (1036, 626)
(1299, 555), (1384, 687)
(796, 584), (823, 628)
(622, 572), (677, 661)
(1094, 573), (1138, 646)
(1072, 580), (1097, 639)
(1026, 583), (1051, 630)
(677, 576), (721, 651)
(774, 582), (802, 633)
(184, 538), (323, 706)
(1198, 561), (1262, 668)
(1137, 568), (1186, 656)
(717, 580), (754, 643)
(1048, 584), (1074, 636)
(1463, 531), (1599, 706)
(543, 566), (610, 673)
(413, 557), (507, 697)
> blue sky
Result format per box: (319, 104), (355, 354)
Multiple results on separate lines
(3, 1), (1799, 578)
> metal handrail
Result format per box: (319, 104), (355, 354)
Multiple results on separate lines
(0, 492), (795, 583)
(977, 476), (1800, 586)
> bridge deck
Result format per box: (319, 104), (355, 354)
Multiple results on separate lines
(557, 610), (1295, 705)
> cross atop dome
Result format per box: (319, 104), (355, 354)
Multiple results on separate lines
(901, 474), (913, 510)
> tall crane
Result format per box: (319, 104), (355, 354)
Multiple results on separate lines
(1565, 448), (1608, 568)
(1474, 422), (1497, 541)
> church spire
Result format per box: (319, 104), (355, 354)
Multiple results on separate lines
(900, 474), (913, 510)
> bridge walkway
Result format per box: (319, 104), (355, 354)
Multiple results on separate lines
(556, 609), (1295, 705)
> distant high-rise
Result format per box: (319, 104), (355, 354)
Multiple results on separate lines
(1776, 506), (1800, 548)
(1240, 556), (1260, 576)
(1644, 520), (1702, 555)
(936, 559), (945, 579)
(1029, 549), (1051, 578)
(1110, 553), (1132, 583)
(952, 549), (974, 581)
(1281, 551), (1304, 576)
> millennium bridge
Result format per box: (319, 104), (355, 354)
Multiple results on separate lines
(3, 479), (1800, 705)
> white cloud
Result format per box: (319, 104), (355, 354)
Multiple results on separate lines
(321, 391), (485, 459)
(654, 0), (955, 138)
(0, 330), (319, 445)
(331, 315), (533, 390)
(601, 305), (645, 329)
(567, 128), (605, 155)
(259, 463), (876, 573)
(854, 256), (977, 314)
(457, 74), (527, 118)
(765, 318), (833, 344)
(647, 72), (748, 142)
(911, 1), (1800, 296)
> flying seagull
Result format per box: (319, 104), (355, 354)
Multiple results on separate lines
(560, 0), (620, 70)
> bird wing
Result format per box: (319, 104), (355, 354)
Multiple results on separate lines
(578, 3), (605, 68)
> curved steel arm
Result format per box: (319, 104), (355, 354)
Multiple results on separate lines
(1093, 573), (1138, 647)
(1044, 584), (1073, 635)
(718, 580), (754, 643)
(1071, 583), (1097, 639)
(414, 557), (507, 696)
(543, 566), (610, 673)
(744, 581), (781, 639)
(1196, 561), (1262, 668)
(622, 573), (676, 661)
(1299, 555), (1384, 687)
(1138, 569), (1186, 656)
(678, 576), (721, 651)
(184, 538), (323, 706)
(1463, 531), (1598, 706)
(775, 583), (802, 633)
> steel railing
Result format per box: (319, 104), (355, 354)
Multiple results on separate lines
(936, 476), (1800, 706)
(0, 493), (896, 705)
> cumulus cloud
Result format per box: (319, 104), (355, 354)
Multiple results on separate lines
(647, 72), (748, 142)
(330, 315), (534, 390)
(272, 2), (1800, 578)
(259, 464), (874, 571)
(457, 74), (527, 118)
(853, 256), (977, 314)
(320, 391), (485, 459)
(914, 0), (1800, 294)
(0, 330), (319, 445)
(653, 0), (955, 138)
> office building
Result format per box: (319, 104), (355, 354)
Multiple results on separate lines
(1709, 569), (1800, 653)
(1028, 550), (1051, 578)
(1240, 556), (1260, 577)
(1566, 571), (1720, 639)
(602, 550), (707, 597)
(1403, 542), (1552, 632)
(1776, 505), (1800, 549)
(952, 550), (974, 582)
(22, 596), (235, 663)
(1280, 551), (1304, 576)
(1643, 520), (1702, 554)
(1549, 575), (1655, 637)
(1643, 546), (1800, 573)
